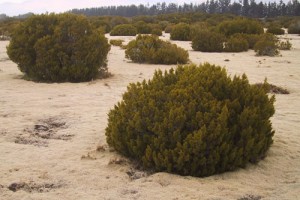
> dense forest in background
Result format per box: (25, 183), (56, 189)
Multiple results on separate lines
(70, 0), (300, 18)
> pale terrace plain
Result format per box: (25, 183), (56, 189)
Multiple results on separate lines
(0, 33), (299, 200)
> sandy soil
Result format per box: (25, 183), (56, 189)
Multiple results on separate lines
(0, 33), (299, 200)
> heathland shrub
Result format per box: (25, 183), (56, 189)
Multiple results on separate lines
(134, 21), (152, 34)
(224, 36), (249, 52)
(164, 24), (174, 33)
(7, 14), (110, 82)
(192, 30), (225, 52)
(288, 21), (300, 34)
(266, 26), (285, 35)
(278, 40), (292, 50)
(110, 24), (137, 36)
(254, 33), (279, 56)
(217, 18), (264, 37)
(125, 35), (188, 64)
(110, 39), (124, 47)
(106, 63), (275, 177)
(170, 23), (191, 41)
(151, 28), (163, 36)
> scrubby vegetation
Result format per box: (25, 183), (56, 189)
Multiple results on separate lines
(224, 35), (249, 52)
(192, 30), (225, 52)
(151, 28), (162, 36)
(170, 23), (191, 41)
(254, 33), (279, 56)
(110, 24), (137, 36)
(109, 39), (124, 47)
(125, 35), (188, 64)
(106, 63), (275, 177)
(266, 26), (285, 35)
(288, 21), (300, 34)
(278, 40), (292, 50)
(6, 13), (110, 82)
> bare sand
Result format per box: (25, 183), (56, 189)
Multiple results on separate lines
(0, 33), (299, 200)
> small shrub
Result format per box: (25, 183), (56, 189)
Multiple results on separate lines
(288, 21), (300, 34)
(224, 36), (249, 52)
(217, 19), (264, 37)
(134, 21), (152, 34)
(110, 39), (124, 47)
(106, 63), (275, 177)
(7, 13), (110, 82)
(151, 28), (162, 36)
(267, 26), (285, 35)
(192, 30), (225, 52)
(164, 24), (173, 33)
(278, 40), (292, 50)
(110, 24), (137, 36)
(254, 34), (279, 56)
(170, 23), (191, 41)
(125, 35), (189, 64)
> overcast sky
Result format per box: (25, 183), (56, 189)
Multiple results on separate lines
(0, 0), (287, 17)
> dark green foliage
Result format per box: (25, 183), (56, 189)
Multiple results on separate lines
(192, 30), (225, 52)
(6, 14), (110, 82)
(254, 33), (279, 56)
(151, 28), (162, 36)
(288, 21), (300, 34)
(125, 35), (188, 64)
(106, 63), (275, 177)
(231, 33), (261, 49)
(134, 21), (152, 34)
(266, 26), (285, 35)
(110, 24), (137, 36)
(164, 24), (173, 33)
(217, 18), (264, 37)
(224, 36), (249, 52)
(170, 23), (191, 41)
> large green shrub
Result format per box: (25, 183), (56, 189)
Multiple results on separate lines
(170, 23), (191, 41)
(217, 19), (264, 37)
(224, 36), (249, 52)
(125, 35), (188, 64)
(231, 33), (261, 49)
(266, 26), (285, 35)
(110, 24), (137, 36)
(7, 14), (110, 82)
(134, 21), (152, 34)
(288, 21), (300, 34)
(192, 30), (225, 52)
(254, 33), (279, 56)
(106, 63), (275, 177)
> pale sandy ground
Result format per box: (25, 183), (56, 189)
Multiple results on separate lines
(0, 33), (299, 200)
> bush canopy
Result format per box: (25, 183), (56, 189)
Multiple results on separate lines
(7, 13), (110, 82)
(106, 63), (275, 177)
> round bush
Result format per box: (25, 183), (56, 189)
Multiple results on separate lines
(231, 33), (261, 49)
(106, 63), (275, 177)
(110, 24), (137, 36)
(7, 14), (110, 82)
(134, 21), (152, 34)
(288, 22), (300, 34)
(267, 26), (285, 35)
(224, 36), (249, 52)
(254, 33), (279, 56)
(125, 35), (188, 64)
(151, 28), (163, 36)
(170, 23), (191, 41)
(192, 30), (225, 52)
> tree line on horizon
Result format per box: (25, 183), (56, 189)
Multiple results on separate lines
(71, 0), (300, 18)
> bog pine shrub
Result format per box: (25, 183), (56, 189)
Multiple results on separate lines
(7, 13), (110, 82)
(125, 35), (188, 64)
(106, 63), (275, 177)
(110, 24), (137, 36)
(287, 21), (300, 34)
(192, 30), (225, 52)
(170, 23), (191, 41)
(266, 26), (285, 35)
(254, 33), (279, 56)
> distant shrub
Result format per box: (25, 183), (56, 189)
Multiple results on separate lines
(288, 21), (300, 34)
(170, 23), (191, 41)
(254, 34), (279, 56)
(151, 28), (163, 36)
(106, 63), (275, 177)
(110, 24), (137, 36)
(7, 13), (110, 82)
(278, 40), (292, 50)
(164, 24), (174, 33)
(224, 36), (249, 52)
(192, 30), (225, 52)
(267, 26), (284, 35)
(134, 21), (152, 34)
(125, 35), (189, 64)
(110, 39), (124, 47)
(217, 19), (264, 37)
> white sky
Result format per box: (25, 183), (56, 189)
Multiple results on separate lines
(0, 0), (288, 17)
